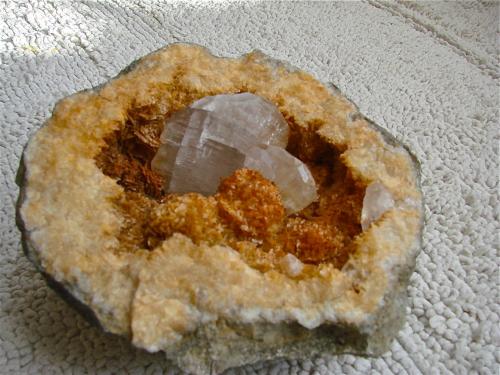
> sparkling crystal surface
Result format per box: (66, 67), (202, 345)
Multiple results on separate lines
(152, 93), (317, 213)
(361, 182), (395, 231)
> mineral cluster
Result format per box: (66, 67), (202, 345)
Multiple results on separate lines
(152, 93), (317, 213)
(17, 44), (423, 374)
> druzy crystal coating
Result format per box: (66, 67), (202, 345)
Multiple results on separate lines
(152, 93), (318, 213)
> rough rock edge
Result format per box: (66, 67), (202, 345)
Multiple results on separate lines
(15, 43), (423, 374)
(16, 154), (105, 331)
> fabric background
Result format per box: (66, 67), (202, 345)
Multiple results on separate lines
(1, 1), (498, 374)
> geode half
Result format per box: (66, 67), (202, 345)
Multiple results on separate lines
(16, 44), (423, 374)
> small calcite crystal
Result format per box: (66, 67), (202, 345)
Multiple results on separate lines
(361, 182), (395, 231)
(152, 93), (317, 212)
(279, 253), (304, 277)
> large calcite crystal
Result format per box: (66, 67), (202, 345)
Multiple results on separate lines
(191, 92), (289, 147)
(152, 93), (316, 213)
(16, 44), (423, 374)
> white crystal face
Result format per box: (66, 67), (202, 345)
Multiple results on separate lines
(190, 93), (289, 148)
(279, 253), (304, 277)
(152, 93), (317, 213)
(361, 182), (395, 231)
(244, 145), (317, 213)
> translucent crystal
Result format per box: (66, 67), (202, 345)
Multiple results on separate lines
(151, 109), (195, 182)
(361, 182), (395, 231)
(244, 145), (317, 213)
(279, 253), (304, 277)
(151, 93), (317, 213)
(170, 139), (246, 196)
(190, 93), (289, 148)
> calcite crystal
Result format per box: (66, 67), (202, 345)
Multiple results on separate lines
(361, 182), (396, 231)
(152, 93), (316, 213)
(16, 44), (423, 374)
(191, 93), (289, 148)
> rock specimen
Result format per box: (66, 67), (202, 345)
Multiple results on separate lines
(16, 44), (423, 374)
(152, 93), (317, 213)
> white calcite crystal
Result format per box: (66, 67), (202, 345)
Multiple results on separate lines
(361, 182), (395, 231)
(279, 253), (304, 277)
(244, 145), (317, 213)
(152, 93), (317, 212)
(190, 93), (289, 148)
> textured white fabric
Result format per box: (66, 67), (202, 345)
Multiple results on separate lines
(1, 1), (498, 374)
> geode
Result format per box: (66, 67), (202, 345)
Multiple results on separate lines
(16, 44), (423, 374)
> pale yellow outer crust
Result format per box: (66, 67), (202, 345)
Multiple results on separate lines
(20, 44), (422, 351)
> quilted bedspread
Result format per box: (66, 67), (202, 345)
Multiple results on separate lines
(0, 1), (498, 374)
